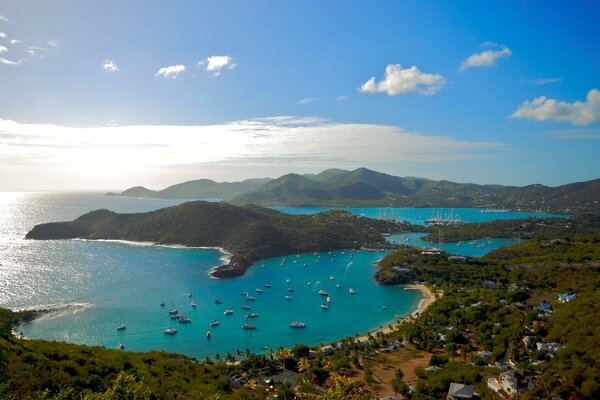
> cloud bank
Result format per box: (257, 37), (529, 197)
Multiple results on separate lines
(359, 64), (445, 96)
(511, 89), (600, 126)
(0, 117), (500, 190)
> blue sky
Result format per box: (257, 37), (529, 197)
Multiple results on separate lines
(0, 1), (599, 190)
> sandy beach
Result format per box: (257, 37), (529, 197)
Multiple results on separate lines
(352, 283), (437, 342)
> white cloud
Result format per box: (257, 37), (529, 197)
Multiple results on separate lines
(0, 15), (7, 22)
(533, 77), (562, 85)
(0, 117), (500, 190)
(0, 32), (6, 38)
(201, 55), (236, 76)
(511, 89), (600, 126)
(155, 64), (185, 79)
(0, 46), (7, 53)
(47, 40), (59, 48)
(9, 39), (21, 45)
(359, 64), (445, 96)
(102, 58), (119, 72)
(0, 57), (20, 65)
(296, 97), (318, 105)
(460, 45), (511, 71)
(335, 95), (348, 102)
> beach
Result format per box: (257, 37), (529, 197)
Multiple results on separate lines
(353, 283), (437, 342)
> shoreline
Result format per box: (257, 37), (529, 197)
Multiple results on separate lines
(352, 283), (436, 342)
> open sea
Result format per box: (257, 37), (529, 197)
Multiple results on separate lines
(0, 192), (564, 359)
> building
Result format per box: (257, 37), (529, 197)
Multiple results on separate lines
(536, 342), (562, 355)
(487, 370), (534, 398)
(558, 293), (577, 303)
(448, 255), (467, 263)
(447, 382), (475, 399)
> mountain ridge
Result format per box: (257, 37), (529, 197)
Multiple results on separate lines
(108, 168), (600, 213)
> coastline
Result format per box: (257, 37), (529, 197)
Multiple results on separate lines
(353, 283), (436, 342)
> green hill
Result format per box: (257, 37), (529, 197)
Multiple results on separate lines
(26, 201), (406, 278)
(108, 178), (272, 200)
(232, 168), (600, 213)
(108, 168), (600, 213)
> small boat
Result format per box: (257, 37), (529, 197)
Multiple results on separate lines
(286, 278), (292, 283)
(178, 316), (191, 323)
(206, 331), (211, 339)
(116, 324), (126, 331)
(349, 288), (356, 294)
(187, 292), (192, 297)
(329, 275), (335, 280)
(263, 283), (271, 288)
(160, 302), (165, 307)
(168, 309), (178, 315)
(336, 283), (343, 289)
(164, 328), (177, 335)
(321, 304), (329, 309)
(214, 299), (223, 304)
(255, 288), (264, 293)
(241, 305), (251, 310)
(245, 313), (258, 319)
(289, 321), (306, 328)
(303, 263), (307, 267)
(318, 290), (329, 296)
(190, 300), (197, 308)
(284, 295), (293, 300)
(242, 324), (256, 330)
(117, 342), (125, 350)
(307, 282), (312, 286)
(209, 320), (220, 327)
(293, 260), (297, 264)
(224, 309), (234, 316)
(240, 291), (248, 296)
(326, 296), (331, 303)
(170, 313), (180, 320)
(287, 287), (295, 292)
(247, 296), (256, 301)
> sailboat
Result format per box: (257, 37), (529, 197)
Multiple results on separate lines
(116, 323), (126, 331)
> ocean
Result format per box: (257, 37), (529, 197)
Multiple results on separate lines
(0, 192), (563, 359)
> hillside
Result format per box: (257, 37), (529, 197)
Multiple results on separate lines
(107, 177), (272, 200)
(232, 168), (600, 213)
(107, 168), (600, 213)
(26, 201), (407, 278)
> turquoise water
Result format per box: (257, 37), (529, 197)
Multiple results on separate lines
(0, 192), (419, 359)
(386, 233), (521, 258)
(271, 206), (567, 226)
(0, 193), (562, 359)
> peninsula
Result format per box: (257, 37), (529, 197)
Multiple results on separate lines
(26, 201), (409, 278)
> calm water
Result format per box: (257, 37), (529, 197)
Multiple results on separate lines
(272, 206), (567, 226)
(0, 192), (420, 359)
(0, 193), (563, 359)
(386, 233), (520, 258)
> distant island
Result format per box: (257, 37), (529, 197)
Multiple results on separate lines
(107, 167), (600, 214)
(26, 201), (410, 278)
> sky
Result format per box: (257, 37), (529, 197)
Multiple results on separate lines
(0, 0), (599, 191)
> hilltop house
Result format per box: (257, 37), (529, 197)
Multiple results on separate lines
(487, 370), (535, 399)
(447, 382), (476, 399)
(536, 341), (562, 355)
